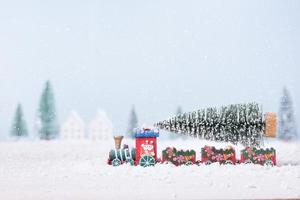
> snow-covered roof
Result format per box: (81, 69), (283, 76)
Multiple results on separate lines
(88, 110), (113, 140)
(61, 110), (85, 129)
(89, 110), (113, 129)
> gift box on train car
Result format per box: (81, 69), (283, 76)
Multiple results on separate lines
(241, 147), (276, 166)
(162, 147), (196, 166)
(201, 146), (236, 165)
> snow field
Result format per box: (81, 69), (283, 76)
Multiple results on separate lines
(0, 139), (299, 200)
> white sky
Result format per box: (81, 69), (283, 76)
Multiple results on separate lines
(0, 0), (299, 137)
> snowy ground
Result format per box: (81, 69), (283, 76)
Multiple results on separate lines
(0, 139), (300, 200)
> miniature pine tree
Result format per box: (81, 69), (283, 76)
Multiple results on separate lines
(169, 106), (183, 140)
(155, 103), (264, 146)
(127, 106), (138, 139)
(176, 106), (183, 115)
(10, 104), (28, 138)
(278, 87), (298, 141)
(38, 81), (59, 140)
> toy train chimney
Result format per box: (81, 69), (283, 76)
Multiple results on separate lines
(113, 136), (124, 149)
(264, 112), (277, 138)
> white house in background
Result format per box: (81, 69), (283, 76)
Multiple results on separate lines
(60, 111), (85, 139)
(88, 111), (113, 140)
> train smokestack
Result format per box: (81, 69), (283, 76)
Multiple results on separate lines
(113, 136), (124, 149)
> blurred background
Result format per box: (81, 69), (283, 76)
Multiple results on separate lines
(0, 0), (299, 139)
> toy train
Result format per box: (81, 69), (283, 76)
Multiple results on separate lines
(107, 128), (276, 167)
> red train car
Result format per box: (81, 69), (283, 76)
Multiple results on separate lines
(240, 147), (276, 166)
(201, 146), (236, 165)
(161, 147), (196, 166)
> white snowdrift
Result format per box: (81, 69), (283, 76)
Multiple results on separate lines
(0, 139), (299, 200)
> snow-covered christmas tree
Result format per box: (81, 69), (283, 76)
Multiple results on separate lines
(37, 81), (59, 140)
(127, 106), (138, 139)
(278, 87), (298, 141)
(169, 106), (183, 140)
(10, 103), (28, 138)
(155, 102), (271, 146)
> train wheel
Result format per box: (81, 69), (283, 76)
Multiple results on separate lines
(264, 160), (274, 166)
(185, 161), (193, 166)
(126, 158), (135, 166)
(224, 160), (234, 165)
(139, 155), (155, 167)
(244, 159), (253, 165)
(112, 158), (121, 167)
(205, 160), (212, 165)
